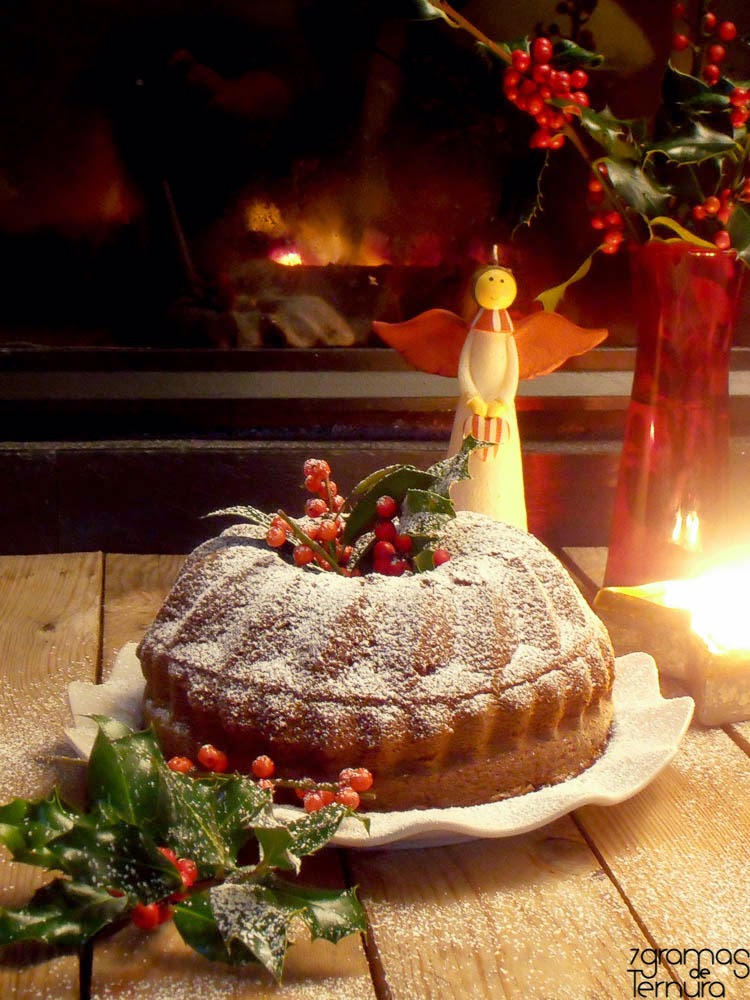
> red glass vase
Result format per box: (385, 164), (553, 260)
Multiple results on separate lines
(604, 241), (744, 587)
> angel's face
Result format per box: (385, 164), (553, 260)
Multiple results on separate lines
(474, 267), (517, 311)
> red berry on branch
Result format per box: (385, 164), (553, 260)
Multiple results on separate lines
(707, 43), (726, 63)
(692, 204), (707, 221)
(549, 133), (566, 149)
(672, 2), (686, 18)
(132, 902), (171, 930)
(570, 68), (589, 89)
(394, 533), (413, 553)
(731, 108), (749, 127)
(702, 63), (721, 85)
(530, 128), (551, 148)
(672, 33), (690, 51)
(704, 195), (721, 215)
(374, 519), (397, 542)
(587, 178), (603, 194)
(252, 755), (275, 778)
(303, 790), (326, 813)
(305, 497), (328, 518)
(387, 559), (409, 577)
(167, 756), (194, 773)
(590, 213), (606, 230)
(158, 846), (178, 865)
(717, 21), (737, 42)
(433, 548), (451, 566)
(266, 525), (287, 548)
(339, 767), (374, 792)
(703, 12), (717, 32)
(550, 70), (571, 94)
(375, 495), (398, 519)
(331, 494), (345, 513)
(511, 49), (531, 73)
(303, 458), (330, 480)
(504, 69), (521, 88)
(197, 744), (228, 773)
(531, 37), (553, 64)
(317, 518), (340, 542)
(336, 786), (361, 809)
(527, 96), (544, 117)
(520, 77), (538, 95)
(304, 474), (323, 494)
(293, 545), (314, 566)
(373, 540), (396, 560)
(532, 63), (551, 84)
(714, 230), (731, 250)
(730, 88), (749, 107)
(177, 858), (198, 889)
(571, 91), (590, 107)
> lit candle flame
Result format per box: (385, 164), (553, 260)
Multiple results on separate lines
(671, 508), (702, 551)
(648, 553), (750, 656)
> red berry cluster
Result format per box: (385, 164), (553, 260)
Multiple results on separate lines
(265, 459), (353, 574)
(370, 494), (450, 575)
(168, 748), (374, 813)
(730, 87), (749, 129)
(131, 846), (199, 930)
(296, 765), (374, 813)
(671, 5), (738, 86)
(691, 189), (739, 248)
(585, 163), (625, 255)
(503, 36), (590, 150)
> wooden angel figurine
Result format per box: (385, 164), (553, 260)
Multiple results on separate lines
(374, 256), (607, 530)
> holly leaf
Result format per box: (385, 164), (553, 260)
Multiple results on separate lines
(263, 874), (367, 945)
(550, 38), (603, 68)
(426, 434), (485, 496)
(398, 489), (455, 550)
(0, 879), (128, 949)
(604, 159), (671, 217)
(156, 771), (272, 873)
(87, 722), (166, 829)
(576, 108), (645, 160)
(204, 505), (272, 527)
(728, 203), (750, 266)
(46, 810), (181, 900)
(210, 882), (296, 981)
(0, 791), (79, 869)
(253, 804), (355, 874)
(89, 719), (271, 873)
(343, 466), (436, 544)
(646, 121), (738, 163)
(173, 890), (254, 965)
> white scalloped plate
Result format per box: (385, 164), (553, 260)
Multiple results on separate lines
(67, 647), (693, 850)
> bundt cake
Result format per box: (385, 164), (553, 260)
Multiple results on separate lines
(137, 510), (615, 811)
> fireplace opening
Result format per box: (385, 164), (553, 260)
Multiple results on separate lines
(1, 0), (655, 353)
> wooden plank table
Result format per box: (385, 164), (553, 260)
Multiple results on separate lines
(2, 549), (750, 999)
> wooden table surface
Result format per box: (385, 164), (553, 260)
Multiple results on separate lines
(2, 549), (750, 1000)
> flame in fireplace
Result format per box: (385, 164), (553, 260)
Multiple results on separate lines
(270, 247), (302, 266)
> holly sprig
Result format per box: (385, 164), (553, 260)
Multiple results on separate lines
(413, 1), (750, 299)
(0, 717), (367, 981)
(209, 435), (486, 576)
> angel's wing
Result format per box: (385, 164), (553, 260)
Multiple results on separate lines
(372, 309), (468, 377)
(514, 311), (608, 380)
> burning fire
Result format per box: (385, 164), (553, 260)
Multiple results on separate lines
(270, 247), (303, 266)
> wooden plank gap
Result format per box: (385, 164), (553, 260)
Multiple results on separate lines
(339, 849), (392, 1000)
(570, 811), (684, 992)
